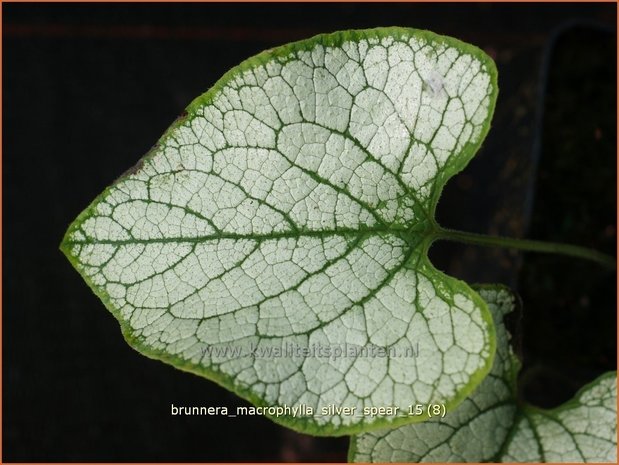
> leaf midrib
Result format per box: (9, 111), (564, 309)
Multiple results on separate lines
(62, 222), (442, 247)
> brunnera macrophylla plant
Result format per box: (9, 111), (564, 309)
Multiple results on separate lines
(60, 26), (616, 457)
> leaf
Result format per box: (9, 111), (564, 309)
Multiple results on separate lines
(349, 285), (617, 462)
(61, 27), (499, 435)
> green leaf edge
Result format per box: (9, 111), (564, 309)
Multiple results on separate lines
(523, 371), (617, 418)
(347, 283), (617, 461)
(512, 371), (618, 462)
(60, 26), (499, 437)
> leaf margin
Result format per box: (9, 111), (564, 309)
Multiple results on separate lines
(348, 283), (617, 461)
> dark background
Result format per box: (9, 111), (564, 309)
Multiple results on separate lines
(4, 3), (616, 462)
